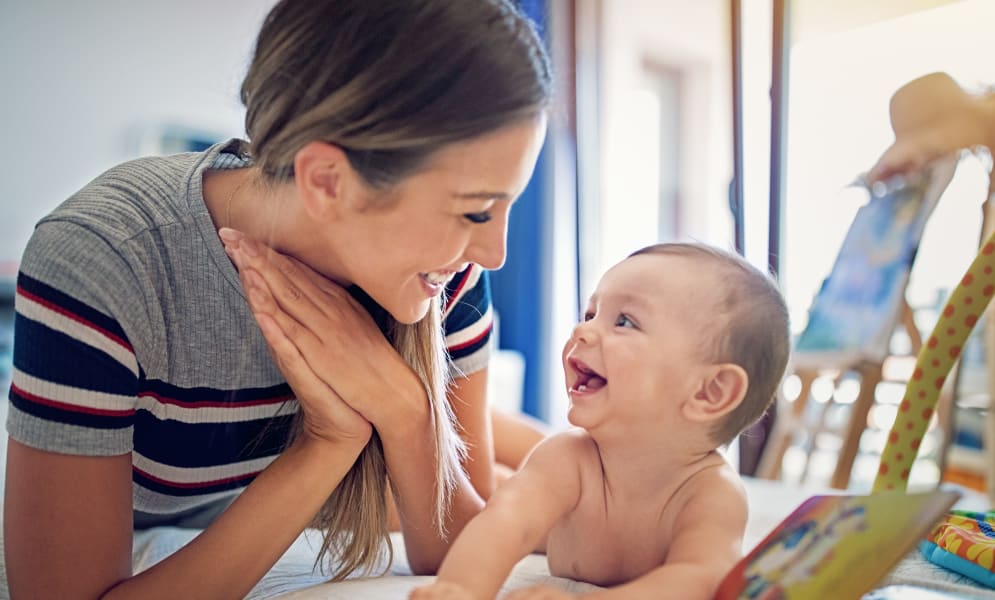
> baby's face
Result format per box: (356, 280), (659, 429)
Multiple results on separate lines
(562, 253), (716, 434)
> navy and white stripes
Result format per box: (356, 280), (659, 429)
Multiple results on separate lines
(7, 140), (494, 521)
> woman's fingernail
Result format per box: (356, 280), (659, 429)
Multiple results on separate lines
(241, 238), (260, 257)
(218, 228), (243, 245)
(225, 244), (245, 267)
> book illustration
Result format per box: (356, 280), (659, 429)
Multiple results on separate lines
(793, 176), (935, 368)
(715, 489), (961, 600)
(793, 159), (956, 370)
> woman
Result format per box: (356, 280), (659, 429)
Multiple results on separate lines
(4, 0), (550, 597)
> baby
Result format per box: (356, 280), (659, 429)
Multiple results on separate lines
(410, 242), (790, 599)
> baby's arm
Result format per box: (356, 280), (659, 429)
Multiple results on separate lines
(586, 469), (748, 600)
(410, 432), (585, 600)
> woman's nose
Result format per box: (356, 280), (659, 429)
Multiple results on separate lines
(464, 219), (508, 270)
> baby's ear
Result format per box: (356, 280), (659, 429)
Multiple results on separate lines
(684, 364), (748, 423)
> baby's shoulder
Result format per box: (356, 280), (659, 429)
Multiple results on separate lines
(673, 455), (748, 518)
(525, 429), (599, 476)
(688, 453), (745, 493)
(535, 428), (597, 458)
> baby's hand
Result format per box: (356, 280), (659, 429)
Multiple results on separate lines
(503, 584), (575, 599)
(408, 580), (476, 600)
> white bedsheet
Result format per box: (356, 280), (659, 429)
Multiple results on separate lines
(129, 526), (600, 599)
(4, 477), (995, 598)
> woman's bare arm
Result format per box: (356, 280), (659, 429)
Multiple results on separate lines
(449, 369), (497, 497)
(7, 232), (376, 598)
(5, 443), (133, 599)
(5, 431), (368, 599)
(491, 407), (548, 471)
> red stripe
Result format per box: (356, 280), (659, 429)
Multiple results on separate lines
(133, 465), (259, 490)
(448, 322), (493, 352)
(10, 382), (135, 418)
(17, 285), (134, 353)
(137, 390), (295, 409)
(444, 268), (473, 312)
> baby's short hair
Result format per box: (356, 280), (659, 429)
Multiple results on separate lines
(628, 242), (791, 446)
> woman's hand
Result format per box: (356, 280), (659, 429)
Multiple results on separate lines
(219, 228), (372, 446)
(219, 228), (428, 436)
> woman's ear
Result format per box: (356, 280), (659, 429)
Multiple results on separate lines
(683, 364), (749, 423)
(293, 141), (351, 220)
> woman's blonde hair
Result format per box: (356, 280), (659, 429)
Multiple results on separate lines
(240, 0), (551, 581)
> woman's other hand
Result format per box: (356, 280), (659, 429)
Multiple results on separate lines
(220, 228), (428, 436)
(220, 228), (374, 446)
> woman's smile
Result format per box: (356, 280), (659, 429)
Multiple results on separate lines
(419, 268), (464, 296)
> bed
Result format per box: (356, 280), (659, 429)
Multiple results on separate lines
(121, 477), (995, 599)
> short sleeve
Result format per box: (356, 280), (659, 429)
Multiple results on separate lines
(442, 264), (493, 377)
(7, 220), (142, 456)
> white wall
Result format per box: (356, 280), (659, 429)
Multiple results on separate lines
(588, 0), (733, 297)
(783, 0), (995, 334)
(0, 0), (277, 271)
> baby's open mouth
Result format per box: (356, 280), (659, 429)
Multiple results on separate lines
(569, 358), (607, 392)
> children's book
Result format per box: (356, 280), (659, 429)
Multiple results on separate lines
(714, 489), (961, 600)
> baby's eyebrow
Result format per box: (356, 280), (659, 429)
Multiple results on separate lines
(588, 292), (652, 311)
(614, 292), (653, 310)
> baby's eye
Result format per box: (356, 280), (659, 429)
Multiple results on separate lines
(615, 314), (636, 328)
(464, 211), (492, 224)
(582, 311), (595, 322)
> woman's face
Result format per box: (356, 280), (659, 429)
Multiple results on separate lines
(325, 117), (547, 324)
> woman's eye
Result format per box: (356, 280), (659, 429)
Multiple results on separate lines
(615, 314), (636, 328)
(464, 211), (492, 224)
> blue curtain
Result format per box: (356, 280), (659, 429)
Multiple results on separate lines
(489, 0), (550, 420)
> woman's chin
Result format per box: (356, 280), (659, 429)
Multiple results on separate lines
(388, 299), (433, 325)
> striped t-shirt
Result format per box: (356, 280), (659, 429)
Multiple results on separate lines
(8, 139), (493, 524)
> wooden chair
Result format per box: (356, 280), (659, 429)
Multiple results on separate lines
(756, 305), (922, 489)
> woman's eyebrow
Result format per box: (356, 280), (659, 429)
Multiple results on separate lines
(451, 191), (512, 201)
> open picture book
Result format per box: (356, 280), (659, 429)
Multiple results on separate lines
(714, 489), (961, 599)
(792, 160), (956, 370)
